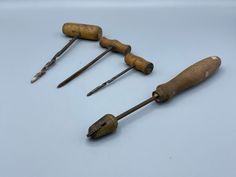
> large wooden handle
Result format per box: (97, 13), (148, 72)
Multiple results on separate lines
(99, 37), (131, 55)
(125, 53), (154, 74)
(153, 56), (221, 102)
(62, 23), (102, 41)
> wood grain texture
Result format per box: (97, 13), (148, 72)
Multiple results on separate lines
(62, 23), (102, 41)
(125, 53), (154, 74)
(153, 56), (221, 102)
(99, 37), (131, 55)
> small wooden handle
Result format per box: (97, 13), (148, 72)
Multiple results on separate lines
(99, 37), (131, 55)
(153, 56), (221, 102)
(125, 53), (154, 74)
(62, 23), (102, 41)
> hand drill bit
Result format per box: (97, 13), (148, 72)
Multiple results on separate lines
(87, 56), (221, 139)
(87, 53), (154, 96)
(57, 46), (113, 88)
(31, 35), (79, 83)
(31, 22), (103, 83)
(57, 37), (131, 88)
(87, 66), (134, 96)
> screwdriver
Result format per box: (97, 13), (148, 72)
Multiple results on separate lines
(31, 23), (102, 83)
(57, 37), (131, 88)
(87, 53), (154, 96)
(87, 56), (221, 139)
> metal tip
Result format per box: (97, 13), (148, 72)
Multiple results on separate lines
(31, 70), (46, 84)
(57, 80), (68, 88)
(86, 93), (92, 97)
(87, 66), (134, 96)
(87, 131), (93, 137)
(57, 83), (63, 88)
(87, 83), (106, 97)
(31, 76), (38, 84)
(86, 90), (95, 97)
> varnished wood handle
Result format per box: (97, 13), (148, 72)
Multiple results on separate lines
(153, 56), (221, 102)
(99, 37), (131, 55)
(62, 23), (102, 41)
(125, 53), (154, 74)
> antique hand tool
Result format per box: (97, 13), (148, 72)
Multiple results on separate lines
(87, 53), (154, 96)
(31, 23), (102, 83)
(57, 37), (131, 88)
(87, 56), (221, 139)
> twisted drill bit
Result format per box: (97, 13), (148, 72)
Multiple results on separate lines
(87, 65), (134, 96)
(31, 35), (79, 83)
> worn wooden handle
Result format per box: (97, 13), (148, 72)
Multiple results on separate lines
(153, 56), (221, 102)
(62, 23), (102, 41)
(99, 37), (131, 55)
(125, 53), (154, 74)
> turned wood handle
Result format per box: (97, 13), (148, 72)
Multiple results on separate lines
(99, 37), (131, 55)
(125, 53), (154, 74)
(62, 23), (102, 41)
(153, 56), (221, 102)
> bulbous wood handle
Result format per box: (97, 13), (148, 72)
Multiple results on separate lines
(125, 53), (154, 74)
(62, 23), (102, 41)
(99, 37), (131, 55)
(153, 56), (221, 102)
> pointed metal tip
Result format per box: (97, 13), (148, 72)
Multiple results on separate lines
(57, 78), (71, 88)
(31, 76), (38, 84)
(87, 84), (106, 97)
(87, 132), (92, 137)
(57, 80), (69, 88)
(86, 92), (93, 97)
(57, 83), (63, 88)
(86, 88), (98, 97)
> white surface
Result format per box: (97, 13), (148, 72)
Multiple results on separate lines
(0, 1), (235, 177)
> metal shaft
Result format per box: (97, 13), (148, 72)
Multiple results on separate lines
(87, 65), (134, 96)
(116, 93), (159, 120)
(31, 35), (79, 83)
(57, 47), (113, 88)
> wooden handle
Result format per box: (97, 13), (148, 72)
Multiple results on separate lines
(62, 23), (102, 41)
(153, 56), (221, 102)
(125, 53), (154, 74)
(99, 37), (131, 55)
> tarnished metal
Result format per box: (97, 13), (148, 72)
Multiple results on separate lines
(87, 65), (134, 96)
(87, 114), (118, 139)
(116, 94), (158, 120)
(87, 56), (221, 139)
(57, 47), (113, 88)
(87, 94), (158, 139)
(31, 35), (79, 83)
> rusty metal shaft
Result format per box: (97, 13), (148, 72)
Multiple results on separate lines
(31, 35), (79, 83)
(57, 47), (113, 88)
(87, 65), (134, 96)
(116, 93), (159, 120)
